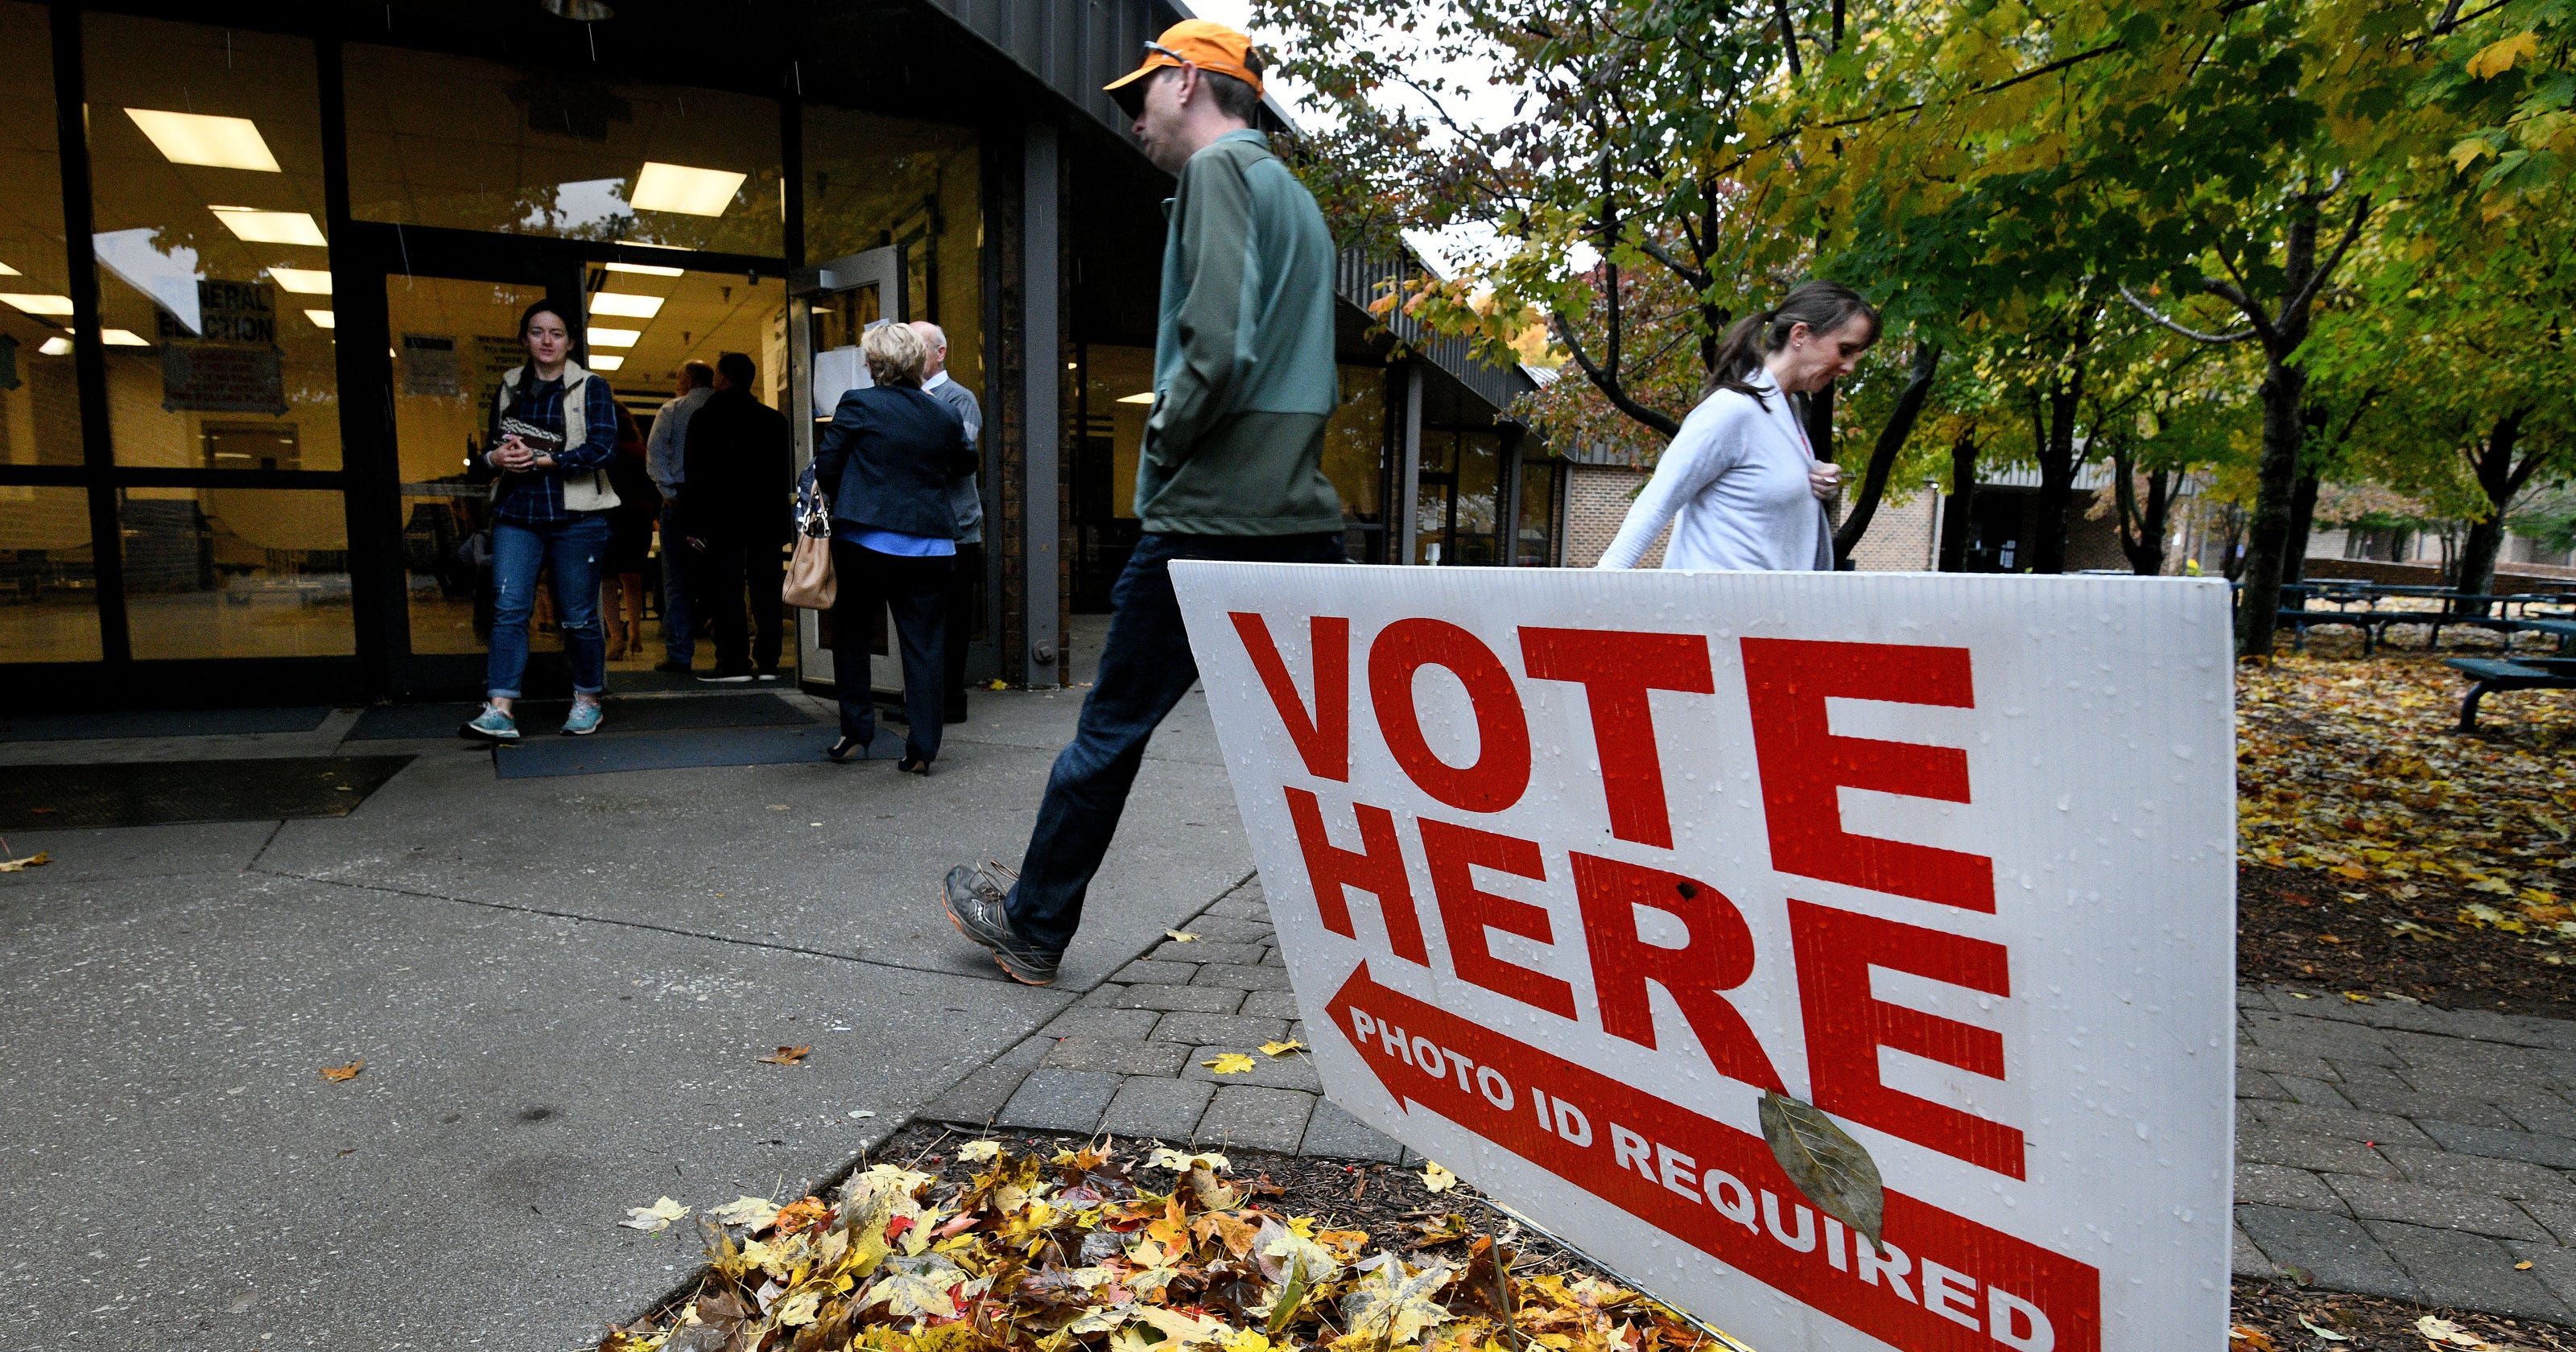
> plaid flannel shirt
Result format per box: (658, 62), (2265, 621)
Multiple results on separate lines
(489, 373), (621, 526)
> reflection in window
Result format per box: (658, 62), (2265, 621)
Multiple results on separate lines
(1, 3), (87, 472)
(121, 488), (352, 659)
(804, 108), (981, 393)
(1516, 461), (1559, 567)
(84, 14), (340, 471)
(0, 485), (101, 662)
(345, 47), (784, 258)
(1323, 365), (1388, 560)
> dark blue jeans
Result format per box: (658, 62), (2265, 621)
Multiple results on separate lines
(488, 513), (610, 699)
(657, 498), (696, 664)
(1005, 530), (1346, 954)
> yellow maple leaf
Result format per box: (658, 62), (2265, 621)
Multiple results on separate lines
(1419, 1162), (1459, 1193)
(2467, 30), (2539, 80)
(957, 1139), (1005, 1163)
(1203, 1053), (1257, 1075)
(1260, 1040), (1307, 1057)
(618, 1196), (690, 1231)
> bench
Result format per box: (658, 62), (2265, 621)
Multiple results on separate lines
(2445, 657), (2576, 732)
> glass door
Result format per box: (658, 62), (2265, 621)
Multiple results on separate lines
(787, 247), (899, 695)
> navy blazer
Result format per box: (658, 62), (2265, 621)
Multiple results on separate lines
(811, 384), (976, 540)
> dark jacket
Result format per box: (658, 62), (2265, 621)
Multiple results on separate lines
(679, 388), (792, 542)
(811, 383), (974, 540)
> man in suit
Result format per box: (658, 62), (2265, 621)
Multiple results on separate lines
(679, 352), (792, 682)
(910, 320), (983, 723)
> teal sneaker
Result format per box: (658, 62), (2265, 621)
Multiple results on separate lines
(561, 700), (604, 736)
(459, 703), (518, 742)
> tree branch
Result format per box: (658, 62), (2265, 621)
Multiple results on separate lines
(1834, 342), (1942, 560)
(1772, 0), (1803, 77)
(1550, 310), (1682, 440)
(2282, 196), (2374, 329)
(2118, 284), (2259, 344)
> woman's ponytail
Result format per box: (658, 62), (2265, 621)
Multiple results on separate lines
(1699, 281), (1880, 410)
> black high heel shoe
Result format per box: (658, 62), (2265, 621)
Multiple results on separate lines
(826, 735), (865, 762)
(896, 754), (931, 776)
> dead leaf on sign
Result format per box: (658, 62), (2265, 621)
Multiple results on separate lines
(319, 1060), (365, 1082)
(1260, 1039), (1307, 1057)
(757, 1045), (811, 1066)
(1202, 1053), (1256, 1075)
(0, 851), (49, 872)
(1759, 1090), (1885, 1252)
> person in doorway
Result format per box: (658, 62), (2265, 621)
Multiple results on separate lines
(646, 360), (716, 674)
(938, 21), (1344, 985)
(811, 322), (975, 772)
(680, 352), (793, 682)
(1593, 280), (1876, 572)
(602, 400), (660, 660)
(910, 319), (984, 724)
(459, 299), (622, 742)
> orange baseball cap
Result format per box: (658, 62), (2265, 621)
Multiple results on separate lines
(1104, 19), (1265, 115)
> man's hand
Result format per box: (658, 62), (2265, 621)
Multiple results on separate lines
(1807, 461), (1843, 502)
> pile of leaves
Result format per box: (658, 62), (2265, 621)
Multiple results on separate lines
(2231, 1276), (2574, 1350)
(2235, 652), (2575, 1010)
(599, 1139), (1735, 1352)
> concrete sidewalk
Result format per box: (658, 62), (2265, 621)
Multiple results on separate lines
(0, 658), (1246, 1350)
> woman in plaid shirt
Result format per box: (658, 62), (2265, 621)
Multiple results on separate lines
(460, 300), (625, 742)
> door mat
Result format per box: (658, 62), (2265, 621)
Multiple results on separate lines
(0, 707), (335, 742)
(349, 693), (818, 740)
(490, 726), (902, 779)
(0, 756), (415, 831)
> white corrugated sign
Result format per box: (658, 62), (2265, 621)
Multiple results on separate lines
(1171, 565), (2236, 1352)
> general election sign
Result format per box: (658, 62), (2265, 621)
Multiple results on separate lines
(1171, 566), (2236, 1352)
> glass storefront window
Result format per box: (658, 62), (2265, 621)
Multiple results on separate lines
(119, 487), (352, 659)
(345, 47), (785, 258)
(1455, 430), (1501, 565)
(1, 3), (80, 471)
(0, 485), (101, 662)
(1516, 460), (1558, 567)
(1323, 364), (1386, 560)
(804, 107), (980, 394)
(84, 14), (340, 472)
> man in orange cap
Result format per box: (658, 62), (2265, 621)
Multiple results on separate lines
(939, 19), (1346, 986)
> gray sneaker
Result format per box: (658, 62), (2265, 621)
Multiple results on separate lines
(941, 864), (1058, 986)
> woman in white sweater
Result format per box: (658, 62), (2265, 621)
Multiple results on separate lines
(1595, 281), (1880, 571)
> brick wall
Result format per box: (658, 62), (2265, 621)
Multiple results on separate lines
(1843, 489), (1942, 571)
(1563, 464), (1662, 567)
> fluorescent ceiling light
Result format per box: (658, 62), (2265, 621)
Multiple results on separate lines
(1117, 391), (1154, 405)
(629, 162), (745, 216)
(123, 109), (282, 172)
(586, 327), (640, 348)
(39, 336), (71, 356)
(208, 206), (328, 246)
(1, 293), (75, 316)
(588, 292), (663, 319)
(101, 328), (150, 346)
(267, 267), (333, 295)
(587, 353), (625, 371)
(604, 261), (683, 277)
(303, 308), (336, 329)
(0, 260), (19, 275)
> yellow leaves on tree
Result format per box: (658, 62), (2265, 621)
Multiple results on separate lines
(2467, 31), (2540, 80)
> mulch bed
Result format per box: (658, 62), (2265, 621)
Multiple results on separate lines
(2238, 864), (2576, 1020)
(2234, 1274), (2574, 1349)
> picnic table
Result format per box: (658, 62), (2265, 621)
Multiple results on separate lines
(2266, 581), (2575, 654)
(2445, 654), (2576, 731)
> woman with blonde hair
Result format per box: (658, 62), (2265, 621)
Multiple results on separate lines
(1596, 280), (1879, 572)
(810, 322), (977, 771)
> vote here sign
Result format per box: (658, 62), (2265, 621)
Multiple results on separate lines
(1170, 565), (2236, 1352)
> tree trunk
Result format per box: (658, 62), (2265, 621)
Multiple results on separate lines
(1802, 383), (1836, 464)
(1938, 432), (1978, 571)
(2235, 357), (2309, 657)
(2218, 503), (2248, 581)
(2455, 409), (2532, 609)
(2111, 451), (2174, 575)
(2031, 377), (2083, 574)
(1834, 344), (1942, 563)
(2282, 470), (2321, 584)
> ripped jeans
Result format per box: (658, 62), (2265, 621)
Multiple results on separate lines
(486, 513), (611, 699)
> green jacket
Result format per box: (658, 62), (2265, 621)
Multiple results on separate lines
(1134, 130), (1345, 536)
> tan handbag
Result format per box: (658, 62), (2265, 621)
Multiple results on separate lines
(782, 484), (836, 610)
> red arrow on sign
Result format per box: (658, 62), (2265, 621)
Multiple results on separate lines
(1326, 962), (2097, 1352)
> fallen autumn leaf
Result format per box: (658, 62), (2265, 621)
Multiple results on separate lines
(319, 1060), (364, 1082)
(756, 1045), (811, 1066)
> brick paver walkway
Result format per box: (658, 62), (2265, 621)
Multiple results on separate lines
(927, 888), (2576, 1323)
(2233, 985), (2576, 1320)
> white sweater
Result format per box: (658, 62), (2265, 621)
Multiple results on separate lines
(1594, 370), (1832, 572)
